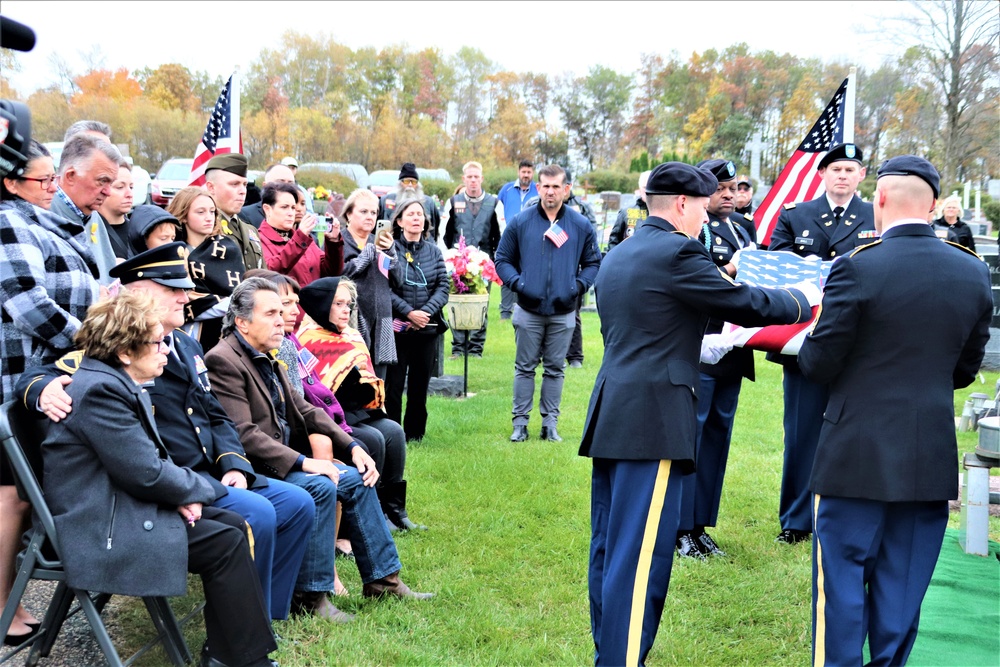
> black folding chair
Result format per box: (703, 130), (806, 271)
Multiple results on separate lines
(0, 402), (194, 667)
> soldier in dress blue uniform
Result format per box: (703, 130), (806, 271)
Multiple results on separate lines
(676, 158), (756, 559)
(799, 156), (992, 665)
(767, 143), (876, 544)
(580, 161), (817, 666)
(16, 243), (317, 624)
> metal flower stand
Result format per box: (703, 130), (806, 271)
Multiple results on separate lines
(446, 293), (490, 397)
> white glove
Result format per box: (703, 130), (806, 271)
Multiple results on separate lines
(729, 247), (743, 273)
(700, 333), (734, 365)
(789, 280), (822, 307)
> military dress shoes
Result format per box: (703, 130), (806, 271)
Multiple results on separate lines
(540, 426), (562, 442)
(775, 528), (811, 544)
(676, 532), (707, 560)
(291, 591), (355, 623)
(510, 425), (529, 442)
(696, 531), (727, 557)
(362, 572), (434, 600)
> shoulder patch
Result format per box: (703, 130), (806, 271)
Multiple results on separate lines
(55, 350), (84, 375)
(943, 240), (983, 260)
(744, 213), (754, 221)
(783, 203), (796, 210)
(848, 239), (882, 257)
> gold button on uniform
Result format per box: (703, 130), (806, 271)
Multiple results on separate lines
(187, 408), (193, 415)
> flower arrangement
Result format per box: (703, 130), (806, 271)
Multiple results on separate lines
(313, 185), (332, 201)
(443, 235), (503, 295)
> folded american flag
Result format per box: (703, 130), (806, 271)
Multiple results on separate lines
(723, 250), (832, 355)
(544, 222), (568, 248)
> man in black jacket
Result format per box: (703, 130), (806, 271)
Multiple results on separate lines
(605, 171), (650, 253)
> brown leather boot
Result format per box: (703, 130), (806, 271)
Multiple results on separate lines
(291, 591), (355, 623)
(362, 571), (434, 600)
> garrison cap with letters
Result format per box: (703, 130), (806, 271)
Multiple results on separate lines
(645, 162), (718, 197)
(205, 152), (248, 177)
(696, 159), (738, 183)
(109, 242), (195, 289)
(818, 143), (863, 170)
(876, 155), (940, 198)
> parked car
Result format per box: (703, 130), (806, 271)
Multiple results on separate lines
(367, 169), (399, 197)
(43, 141), (64, 168)
(130, 161), (152, 206)
(298, 162), (369, 189)
(150, 158), (193, 208)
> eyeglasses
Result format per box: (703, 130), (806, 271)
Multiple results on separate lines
(404, 262), (427, 287)
(143, 339), (169, 351)
(400, 178), (418, 187)
(332, 300), (356, 312)
(19, 175), (58, 189)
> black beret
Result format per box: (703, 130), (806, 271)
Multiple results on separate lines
(205, 152), (248, 177)
(398, 162), (419, 181)
(876, 155), (940, 198)
(696, 159), (737, 183)
(109, 242), (195, 289)
(645, 162), (718, 197)
(818, 143), (863, 170)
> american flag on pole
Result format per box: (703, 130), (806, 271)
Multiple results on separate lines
(723, 250), (832, 355)
(754, 73), (855, 247)
(544, 222), (568, 248)
(188, 74), (242, 186)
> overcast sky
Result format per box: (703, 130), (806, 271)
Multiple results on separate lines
(4, 0), (912, 95)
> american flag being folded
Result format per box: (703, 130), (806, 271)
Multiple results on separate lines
(723, 250), (832, 355)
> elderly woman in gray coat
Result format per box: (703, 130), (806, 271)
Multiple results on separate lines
(40, 291), (277, 667)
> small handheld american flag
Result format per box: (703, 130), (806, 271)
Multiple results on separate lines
(377, 250), (391, 279)
(392, 318), (411, 333)
(297, 346), (319, 375)
(544, 222), (568, 248)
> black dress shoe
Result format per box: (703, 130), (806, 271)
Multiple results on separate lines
(4, 625), (39, 647)
(676, 532), (707, 560)
(696, 531), (727, 557)
(539, 426), (562, 442)
(510, 425), (529, 442)
(775, 528), (811, 544)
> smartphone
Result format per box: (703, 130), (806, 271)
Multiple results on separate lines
(374, 218), (392, 240)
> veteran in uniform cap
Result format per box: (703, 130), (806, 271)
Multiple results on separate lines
(766, 142), (876, 545)
(798, 156), (991, 666)
(580, 161), (817, 666)
(204, 153), (264, 273)
(17, 242), (317, 625)
(675, 158), (757, 560)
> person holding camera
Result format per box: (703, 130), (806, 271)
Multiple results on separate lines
(258, 182), (343, 289)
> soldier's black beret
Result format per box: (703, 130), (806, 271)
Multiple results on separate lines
(818, 143), (863, 170)
(205, 153), (248, 177)
(645, 162), (718, 197)
(876, 155), (940, 198)
(696, 159), (738, 183)
(109, 242), (194, 289)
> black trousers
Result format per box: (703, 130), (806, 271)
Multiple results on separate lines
(451, 316), (487, 356)
(566, 294), (584, 363)
(191, 506), (276, 666)
(385, 333), (437, 441)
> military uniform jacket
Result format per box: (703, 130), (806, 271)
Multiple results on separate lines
(41, 357), (216, 597)
(17, 330), (262, 501)
(769, 194), (876, 261)
(798, 224), (992, 502)
(221, 213), (264, 272)
(578, 216), (812, 466)
(698, 213), (756, 381)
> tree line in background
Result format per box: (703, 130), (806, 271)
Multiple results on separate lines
(1, 1), (995, 193)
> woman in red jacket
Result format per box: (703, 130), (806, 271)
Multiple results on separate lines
(258, 182), (343, 288)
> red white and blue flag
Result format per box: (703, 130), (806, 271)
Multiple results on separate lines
(723, 250), (832, 355)
(377, 250), (392, 279)
(392, 318), (411, 333)
(296, 346), (319, 375)
(189, 74), (242, 187)
(754, 73), (855, 247)
(544, 222), (568, 248)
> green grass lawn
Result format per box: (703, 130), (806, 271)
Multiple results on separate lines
(121, 292), (1000, 665)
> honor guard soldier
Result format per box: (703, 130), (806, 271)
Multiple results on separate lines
(204, 153), (265, 272)
(767, 142), (876, 544)
(676, 158), (756, 559)
(17, 243), (316, 624)
(605, 170), (650, 253)
(580, 161), (817, 666)
(799, 156), (991, 665)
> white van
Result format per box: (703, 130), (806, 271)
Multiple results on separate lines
(299, 162), (369, 188)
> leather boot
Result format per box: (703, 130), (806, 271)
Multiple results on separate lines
(362, 571), (433, 600)
(291, 591), (355, 623)
(383, 480), (427, 531)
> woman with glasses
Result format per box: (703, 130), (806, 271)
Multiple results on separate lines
(341, 188), (398, 379)
(387, 197), (450, 443)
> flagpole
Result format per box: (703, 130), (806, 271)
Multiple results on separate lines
(843, 67), (857, 144)
(232, 67), (242, 154)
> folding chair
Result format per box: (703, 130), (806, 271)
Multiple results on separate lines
(0, 402), (194, 667)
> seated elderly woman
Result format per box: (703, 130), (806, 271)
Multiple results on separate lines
(297, 276), (424, 532)
(40, 290), (276, 667)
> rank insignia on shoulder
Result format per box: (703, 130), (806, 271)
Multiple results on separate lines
(783, 203), (796, 210)
(744, 213), (754, 221)
(55, 350), (84, 375)
(943, 240), (982, 259)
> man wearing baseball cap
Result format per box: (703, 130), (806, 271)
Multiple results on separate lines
(377, 162), (442, 240)
(799, 155), (991, 666)
(767, 143), (876, 546)
(580, 162), (818, 666)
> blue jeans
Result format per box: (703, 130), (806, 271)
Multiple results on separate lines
(285, 465), (401, 590)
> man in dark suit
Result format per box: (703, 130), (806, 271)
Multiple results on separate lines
(579, 162), (817, 666)
(767, 142), (877, 544)
(17, 243), (316, 624)
(676, 158), (756, 559)
(205, 278), (432, 619)
(798, 156), (992, 666)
